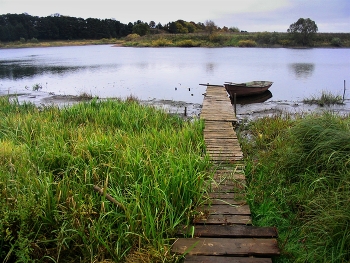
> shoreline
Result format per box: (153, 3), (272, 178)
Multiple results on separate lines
(5, 91), (350, 122)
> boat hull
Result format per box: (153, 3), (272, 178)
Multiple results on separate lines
(224, 81), (273, 97)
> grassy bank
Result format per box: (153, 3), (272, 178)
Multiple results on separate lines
(2, 32), (350, 49)
(122, 32), (350, 48)
(0, 38), (123, 49)
(0, 96), (211, 262)
(237, 112), (350, 262)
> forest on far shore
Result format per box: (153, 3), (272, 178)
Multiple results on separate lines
(0, 13), (240, 42)
(1, 13), (349, 48)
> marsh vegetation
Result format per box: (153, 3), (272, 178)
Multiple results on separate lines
(237, 111), (350, 262)
(0, 96), (211, 262)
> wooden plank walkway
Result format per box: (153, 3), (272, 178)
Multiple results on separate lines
(171, 86), (280, 262)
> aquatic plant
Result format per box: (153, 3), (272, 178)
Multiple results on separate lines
(303, 90), (344, 106)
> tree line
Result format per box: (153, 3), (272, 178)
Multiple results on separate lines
(2, 14), (341, 47)
(0, 13), (132, 41)
(0, 13), (241, 42)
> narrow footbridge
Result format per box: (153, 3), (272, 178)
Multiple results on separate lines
(171, 86), (280, 262)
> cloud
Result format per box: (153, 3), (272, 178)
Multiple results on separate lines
(1, 0), (348, 32)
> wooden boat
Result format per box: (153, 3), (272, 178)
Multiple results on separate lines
(224, 81), (273, 97)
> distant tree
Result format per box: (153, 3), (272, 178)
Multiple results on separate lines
(132, 22), (149, 36)
(149, 21), (156, 28)
(287, 18), (318, 46)
(221, 26), (229, 32)
(229, 26), (240, 33)
(185, 22), (196, 33)
(205, 20), (217, 35)
(168, 21), (177, 33)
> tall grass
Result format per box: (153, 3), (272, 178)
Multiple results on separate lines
(303, 91), (344, 106)
(0, 96), (211, 262)
(238, 112), (350, 262)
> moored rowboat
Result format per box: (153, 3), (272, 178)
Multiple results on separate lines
(224, 81), (273, 97)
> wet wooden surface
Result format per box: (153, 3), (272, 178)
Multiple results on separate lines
(171, 86), (280, 262)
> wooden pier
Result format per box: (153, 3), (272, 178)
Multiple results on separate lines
(171, 86), (280, 262)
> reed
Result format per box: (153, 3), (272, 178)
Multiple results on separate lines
(237, 111), (350, 262)
(0, 96), (211, 262)
(303, 90), (344, 106)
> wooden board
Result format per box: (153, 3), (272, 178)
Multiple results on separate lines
(207, 192), (246, 199)
(178, 225), (277, 238)
(183, 256), (272, 263)
(192, 225), (277, 238)
(203, 198), (247, 205)
(172, 238), (280, 256)
(193, 214), (252, 225)
(197, 205), (251, 215)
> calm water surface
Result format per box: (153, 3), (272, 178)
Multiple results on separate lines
(0, 45), (349, 104)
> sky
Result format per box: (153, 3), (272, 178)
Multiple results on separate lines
(1, 0), (349, 32)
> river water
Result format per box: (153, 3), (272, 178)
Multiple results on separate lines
(1, 45), (349, 117)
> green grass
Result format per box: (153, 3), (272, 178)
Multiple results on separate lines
(237, 112), (350, 262)
(1, 32), (350, 49)
(303, 91), (344, 106)
(0, 96), (211, 262)
(120, 32), (350, 48)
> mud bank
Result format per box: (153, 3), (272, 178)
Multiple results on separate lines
(6, 91), (350, 122)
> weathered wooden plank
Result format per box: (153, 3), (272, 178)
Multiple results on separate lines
(207, 185), (245, 194)
(206, 148), (242, 152)
(209, 158), (244, 163)
(209, 179), (246, 186)
(183, 256), (272, 263)
(208, 156), (243, 160)
(178, 225), (278, 238)
(207, 152), (243, 156)
(203, 198), (247, 205)
(208, 156), (244, 160)
(207, 149), (242, 153)
(193, 214), (251, 225)
(207, 192), (246, 199)
(213, 172), (246, 181)
(208, 153), (244, 158)
(204, 137), (239, 141)
(204, 125), (235, 129)
(197, 205), (251, 215)
(172, 238), (280, 256)
(207, 180), (246, 188)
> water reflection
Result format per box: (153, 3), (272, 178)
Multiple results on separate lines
(233, 90), (273, 105)
(0, 61), (111, 80)
(0, 64), (83, 79)
(289, 63), (315, 79)
(205, 63), (215, 73)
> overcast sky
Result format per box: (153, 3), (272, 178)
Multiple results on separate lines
(1, 0), (349, 32)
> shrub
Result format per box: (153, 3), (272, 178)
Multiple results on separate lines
(238, 40), (257, 47)
(331, 37), (342, 47)
(278, 39), (291, 46)
(151, 38), (172, 47)
(28, 38), (39, 43)
(209, 33), (222, 43)
(125, 33), (140, 41)
(177, 40), (200, 47)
